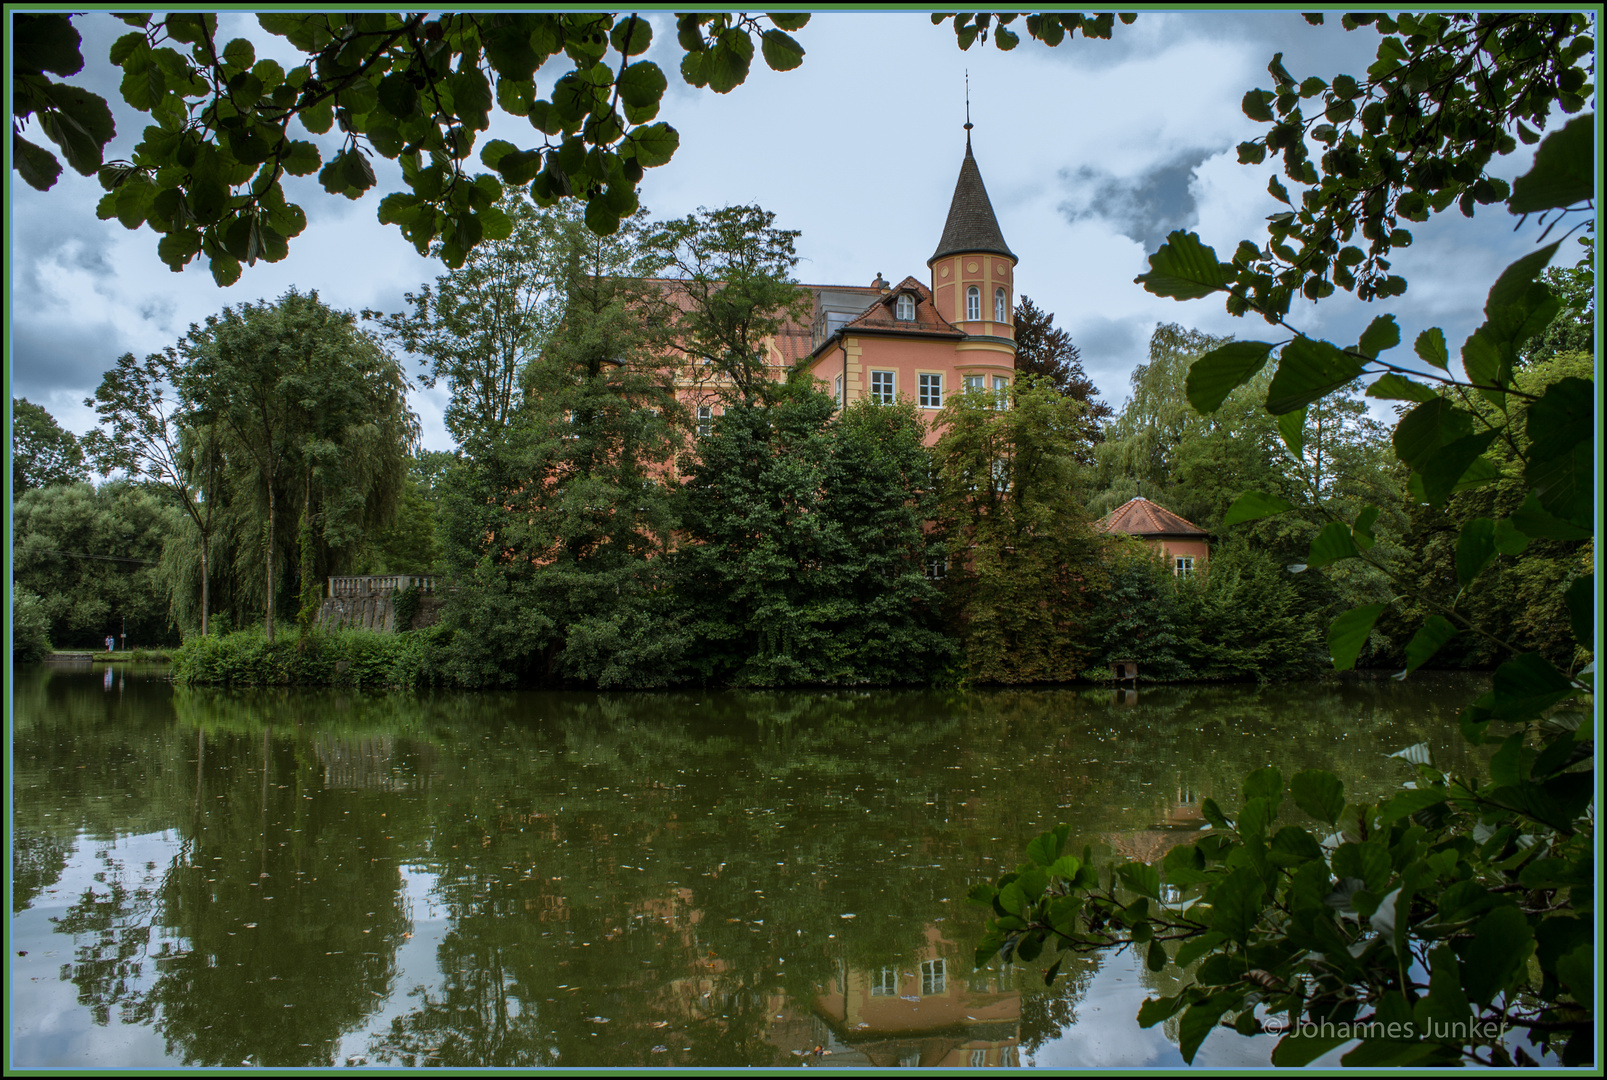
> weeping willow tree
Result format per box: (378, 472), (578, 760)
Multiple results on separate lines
(176, 290), (418, 640)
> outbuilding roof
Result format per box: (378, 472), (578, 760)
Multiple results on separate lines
(1095, 496), (1208, 538)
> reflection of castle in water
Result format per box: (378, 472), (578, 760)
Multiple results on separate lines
(313, 735), (434, 793)
(812, 926), (1021, 1068)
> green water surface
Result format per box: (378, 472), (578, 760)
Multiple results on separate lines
(10, 664), (1488, 1069)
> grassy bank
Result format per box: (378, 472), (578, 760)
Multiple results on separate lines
(171, 627), (442, 689)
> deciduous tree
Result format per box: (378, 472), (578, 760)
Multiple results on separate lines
(11, 397), (88, 493)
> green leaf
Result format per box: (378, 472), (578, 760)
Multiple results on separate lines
(1208, 868), (1265, 943)
(760, 29), (805, 71)
(1461, 905), (1535, 1006)
(1025, 828), (1065, 867)
(1307, 521), (1359, 568)
(1333, 840), (1391, 892)
(609, 15), (653, 56)
(1490, 653), (1577, 720)
(1376, 788), (1447, 827)
(1340, 1040), (1445, 1067)
(1223, 491), (1294, 526)
(625, 121), (679, 168)
(1242, 766), (1282, 806)
(1272, 1032), (1350, 1067)
(1179, 996), (1232, 1064)
(617, 60), (667, 108)
(1117, 862), (1161, 899)
(1485, 242), (1563, 322)
(1455, 517), (1497, 585)
(1185, 341), (1274, 413)
(1394, 398), (1473, 470)
(1173, 931), (1225, 970)
(1290, 769), (1344, 824)
(16, 13), (86, 76)
(1365, 373), (1438, 402)
(1400, 616), (1458, 675)
(1357, 314), (1400, 357)
(1509, 114), (1594, 213)
(1413, 327), (1448, 369)
(1270, 825), (1323, 866)
(1134, 230), (1231, 300)
(1416, 431), (1500, 507)
(1564, 575), (1593, 648)
(768, 12), (810, 31)
(1277, 406), (1305, 458)
(1266, 337), (1366, 415)
(13, 132), (63, 190)
(1138, 992), (1187, 1027)
(1510, 493), (1593, 540)
(1328, 603), (1387, 670)
(1241, 88), (1274, 122)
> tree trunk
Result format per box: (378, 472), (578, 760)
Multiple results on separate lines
(265, 479), (276, 643)
(199, 534), (210, 638)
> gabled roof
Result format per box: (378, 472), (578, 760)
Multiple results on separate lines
(1095, 496), (1208, 538)
(840, 277), (964, 337)
(929, 138), (1015, 264)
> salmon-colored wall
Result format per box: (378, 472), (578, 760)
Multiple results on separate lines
(1153, 537), (1210, 573)
(805, 334), (1017, 446)
(929, 255), (1016, 340)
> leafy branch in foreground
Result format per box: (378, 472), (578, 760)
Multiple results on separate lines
(12, 12), (809, 284)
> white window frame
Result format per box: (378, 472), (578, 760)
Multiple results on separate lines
(971, 1049), (987, 1068)
(963, 374), (985, 393)
(697, 405), (713, 437)
(921, 958), (946, 996)
(895, 293), (915, 321)
(870, 370), (895, 405)
(918, 372), (943, 408)
(965, 286), (980, 321)
(835, 373), (844, 406)
(994, 287), (1008, 322)
(871, 967), (897, 996)
(926, 556), (948, 580)
(993, 376), (1010, 409)
(1175, 555), (1194, 578)
(991, 459), (1011, 493)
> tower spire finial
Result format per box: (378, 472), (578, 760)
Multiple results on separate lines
(964, 70), (973, 146)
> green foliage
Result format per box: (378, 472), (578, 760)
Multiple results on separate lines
(11, 586), (55, 662)
(177, 289), (418, 641)
(11, 397), (88, 492)
(11, 481), (184, 647)
(676, 387), (950, 686)
(650, 204), (812, 405)
(354, 457), (445, 576)
(1011, 297), (1111, 457)
(171, 625), (444, 689)
(14, 12), (810, 279)
(934, 378), (1102, 683)
(934, 12), (1137, 50)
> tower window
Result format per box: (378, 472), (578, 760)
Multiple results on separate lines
(966, 286), (980, 321)
(995, 287), (1008, 322)
(895, 293), (915, 321)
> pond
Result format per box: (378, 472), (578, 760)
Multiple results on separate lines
(11, 664), (1489, 1069)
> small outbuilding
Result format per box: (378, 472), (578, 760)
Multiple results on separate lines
(1094, 496), (1209, 577)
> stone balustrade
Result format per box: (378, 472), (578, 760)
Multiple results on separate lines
(327, 575), (436, 598)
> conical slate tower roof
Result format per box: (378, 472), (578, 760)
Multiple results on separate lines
(928, 138), (1015, 263)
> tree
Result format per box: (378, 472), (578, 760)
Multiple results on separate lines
(177, 289), (417, 641)
(13, 12), (810, 284)
(431, 209), (685, 688)
(377, 195), (594, 448)
(83, 351), (226, 635)
(11, 397), (88, 492)
(1011, 296), (1111, 455)
(933, 378), (1103, 684)
(12, 480), (184, 647)
(1521, 233), (1595, 365)
(676, 387), (950, 686)
(651, 204), (813, 406)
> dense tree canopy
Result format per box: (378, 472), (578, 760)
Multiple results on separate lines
(13, 11), (809, 283)
(11, 397), (88, 493)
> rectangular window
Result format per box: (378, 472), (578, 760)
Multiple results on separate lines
(919, 373), (943, 408)
(1175, 555), (1194, 578)
(992, 376), (1010, 410)
(835, 374), (844, 406)
(925, 556), (948, 580)
(697, 405), (713, 438)
(991, 459), (1011, 493)
(870, 370), (894, 404)
(963, 374), (985, 393)
(871, 967), (897, 996)
(992, 376), (1009, 391)
(921, 958), (946, 996)
(971, 1049), (987, 1068)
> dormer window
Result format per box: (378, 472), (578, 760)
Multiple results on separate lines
(895, 292), (915, 321)
(966, 286), (981, 321)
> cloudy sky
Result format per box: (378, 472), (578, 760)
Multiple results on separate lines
(9, 11), (1567, 453)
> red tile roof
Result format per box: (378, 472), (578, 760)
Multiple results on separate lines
(1095, 497), (1207, 537)
(839, 277), (964, 338)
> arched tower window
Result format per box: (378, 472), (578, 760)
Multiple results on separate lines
(995, 287), (1008, 322)
(966, 286), (980, 321)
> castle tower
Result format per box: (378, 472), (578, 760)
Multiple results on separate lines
(927, 135), (1018, 359)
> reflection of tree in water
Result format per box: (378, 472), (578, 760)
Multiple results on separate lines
(12, 831), (72, 914)
(51, 845), (166, 1028)
(1016, 954), (1100, 1053)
